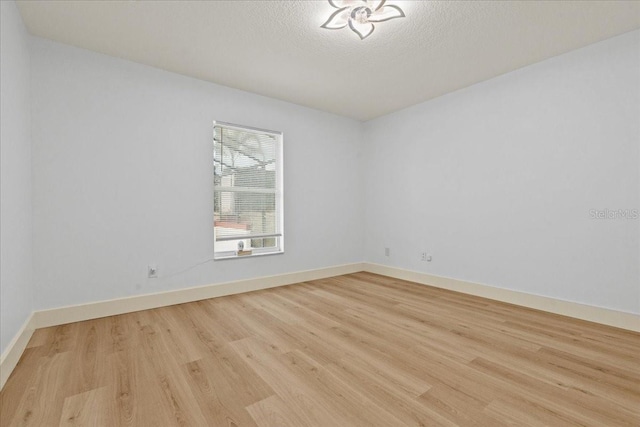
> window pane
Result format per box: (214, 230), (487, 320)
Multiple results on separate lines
(213, 122), (283, 258)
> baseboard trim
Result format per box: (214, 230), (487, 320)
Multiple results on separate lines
(363, 263), (640, 332)
(33, 263), (366, 329)
(1, 313), (36, 390)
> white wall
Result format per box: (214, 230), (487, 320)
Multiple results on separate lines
(21, 25), (640, 318)
(31, 38), (363, 310)
(364, 30), (640, 314)
(0, 1), (34, 353)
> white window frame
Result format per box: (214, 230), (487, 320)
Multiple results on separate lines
(213, 121), (284, 260)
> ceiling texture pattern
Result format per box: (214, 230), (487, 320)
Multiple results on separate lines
(16, 0), (640, 121)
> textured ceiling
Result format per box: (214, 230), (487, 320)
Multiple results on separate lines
(16, 0), (640, 121)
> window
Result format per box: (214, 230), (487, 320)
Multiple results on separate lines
(213, 121), (283, 259)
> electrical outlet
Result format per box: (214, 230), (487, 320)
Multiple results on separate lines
(148, 264), (158, 278)
(384, 247), (390, 257)
(421, 252), (427, 261)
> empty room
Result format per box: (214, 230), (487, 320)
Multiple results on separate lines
(1, 0), (639, 426)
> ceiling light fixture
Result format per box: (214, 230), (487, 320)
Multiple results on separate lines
(321, 0), (405, 40)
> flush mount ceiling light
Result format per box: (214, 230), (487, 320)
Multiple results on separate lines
(321, 0), (405, 40)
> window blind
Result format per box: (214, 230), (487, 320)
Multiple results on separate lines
(213, 122), (283, 257)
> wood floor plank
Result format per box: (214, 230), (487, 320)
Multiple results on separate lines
(277, 349), (406, 427)
(483, 396), (588, 427)
(182, 357), (260, 427)
(1, 272), (638, 426)
(6, 351), (74, 426)
(246, 395), (313, 427)
(68, 319), (110, 395)
(0, 347), (46, 425)
(134, 320), (210, 426)
(229, 337), (354, 426)
(59, 386), (110, 426)
(470, 357), (640, 426)
(323, 360), (457, 427)
(107, 349), (138, 426)
(418, 384), (508, 427)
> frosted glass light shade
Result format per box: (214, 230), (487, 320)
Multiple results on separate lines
(321, 0), (405, 40)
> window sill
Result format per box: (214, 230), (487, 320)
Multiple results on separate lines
(214, 250), (284, 261)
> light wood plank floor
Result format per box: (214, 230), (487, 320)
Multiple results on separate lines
(1, 272), (639, 426)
